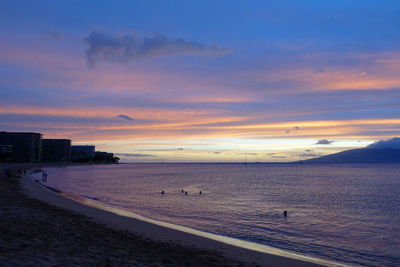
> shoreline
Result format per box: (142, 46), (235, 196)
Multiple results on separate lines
(21, 174), (347, 267)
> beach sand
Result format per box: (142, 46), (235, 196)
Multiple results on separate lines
(0, 172), (339, 266)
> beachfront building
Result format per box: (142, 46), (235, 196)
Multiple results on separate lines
(0, 131), (42, 162)
(0, 144), (13, 162)
(71, 145), (95, 162)
(94, 151), (119, 163)
(42, 139), (71, 162)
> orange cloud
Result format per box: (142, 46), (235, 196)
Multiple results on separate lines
(3, 103), (398, 144)
(250, 51), (400, 92)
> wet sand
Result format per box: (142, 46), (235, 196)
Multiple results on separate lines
(1, 170), (340, 266)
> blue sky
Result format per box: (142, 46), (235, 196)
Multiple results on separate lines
(1, 1), (400, 162)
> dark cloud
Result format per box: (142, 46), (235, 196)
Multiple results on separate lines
(115, 153), (156, 158)
(46, 31), (62, 39)
(316, 139), (335, 145)
(213, 151), (221, 154)
(298, 153), (321, 158)
(367, 137), (400, 149)
(237, 152), (258, 156)
(116, 114), (134, 121)
(271, 155), (286, 158)
(285, 126), (300, 134)
(85, 31), (230, 68)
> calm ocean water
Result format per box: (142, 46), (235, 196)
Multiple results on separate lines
(43, 163), (400, 266)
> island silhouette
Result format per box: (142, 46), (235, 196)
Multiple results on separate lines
(304, 137), (400, 163)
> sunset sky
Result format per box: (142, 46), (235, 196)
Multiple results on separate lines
(1, 1), (400, 162)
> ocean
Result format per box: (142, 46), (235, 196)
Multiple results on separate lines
(42, 163), (400, 266)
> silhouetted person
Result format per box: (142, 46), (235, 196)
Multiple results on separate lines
(181, 189), (184, 193)
(283, 210), (288, 217)
(199, 191), (202, 195)
(161, 191), (165, 194)
(185, 191), (188, 195)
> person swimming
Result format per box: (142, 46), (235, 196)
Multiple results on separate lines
(161, 190), (165, 194)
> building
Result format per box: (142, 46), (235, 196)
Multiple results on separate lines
(0, 131), (42, 162)
(0, 144), (13, 162)
(71, 145), (95, 162)
(42, 139), (71, 162)
(94, 151), (119, 163)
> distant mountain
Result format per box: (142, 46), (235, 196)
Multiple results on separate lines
(303, 148), (400, 163)
(303, 138), (400, 163)
(366, 137), (400, 149)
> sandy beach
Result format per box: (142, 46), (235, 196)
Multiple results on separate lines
(0, 170), (342, 267)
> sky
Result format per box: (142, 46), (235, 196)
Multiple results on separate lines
(1, 0), (400, 162)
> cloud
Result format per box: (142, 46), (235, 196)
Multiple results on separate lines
(116, 114), (134, 121)
(141, 148), (188, 152)
(85, 31), (230, 67)
(285, 126), (299, 134)
(237, 152), (258, 156)
(298, 153), (321, 158)
(115, 153), (156, 158)
(213, 151), (221, 154)
(316, 139), (335, 145)
(46, 31), (62, 39)
(367, 137), (400, 149)
(271, 155), (287, 158)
